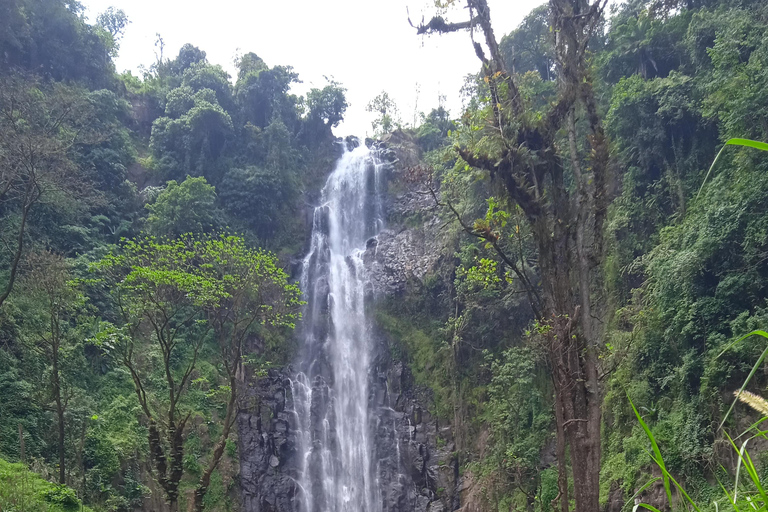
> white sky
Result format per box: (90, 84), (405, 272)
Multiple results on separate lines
(80, 0), (546, 137)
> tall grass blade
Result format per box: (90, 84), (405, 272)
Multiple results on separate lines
(734, 416), (768, 441)
(734, 438), (749, 504)
(622, 477), (661, 511)
(720, 482), (743, 512)
(647, 453), (703, 512)
(629, 395), (673, 506)
(697, 138), (768, 199)
(726, 433), (768, 508)
(633, 504), (663, 512)
(717, 330), (768, 430)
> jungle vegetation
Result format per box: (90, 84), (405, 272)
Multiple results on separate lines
(1, 0), (768, 510)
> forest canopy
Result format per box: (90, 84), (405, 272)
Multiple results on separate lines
(1, 0), (768, 511)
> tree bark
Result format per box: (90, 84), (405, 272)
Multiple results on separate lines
(52, 320), (66, 485)
(193, 375), (237, 512)
(553, 390), (569, 512)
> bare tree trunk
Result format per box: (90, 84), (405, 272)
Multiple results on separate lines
(52, 334), (66, 485)
(553, 391), (569, 512)
(193, 375), (237, 512)
(0, 196), (33, 308)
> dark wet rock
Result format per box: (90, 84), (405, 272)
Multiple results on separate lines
(344, 135), (361, 150)
(238, 337), (457, 512)
(238, 367), (303, 512)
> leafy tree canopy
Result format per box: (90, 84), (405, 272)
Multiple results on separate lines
(145, 176), (222, 237)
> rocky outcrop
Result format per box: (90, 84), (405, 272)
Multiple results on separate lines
(238, 357), (457, 512)
(364, 222), (442, 296)
(238, 368), (302, 512)
(370, 351), (459, 512)
(364, 131), (444, 296)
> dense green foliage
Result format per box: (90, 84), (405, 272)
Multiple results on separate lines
(378, 0), (768, 509)
(0, 1), (343, 510)
(3, 0), (768, 510)
(0, 458), (95, 512)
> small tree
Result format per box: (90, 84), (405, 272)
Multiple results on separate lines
(306, 80), (348, 128)
(192, 235), (302, 511)
(0, 77), (95, 307)
(145, 176), (221, 237)
(94, 234), (301, 512)
(366, 90), (401, 135)
(18, 251), (86, 485)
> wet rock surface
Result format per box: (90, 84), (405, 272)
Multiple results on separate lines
(238, 358), (457, 512)
(238, 368), (302, 512)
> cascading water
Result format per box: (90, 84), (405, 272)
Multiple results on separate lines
(291, 142), (387, 512)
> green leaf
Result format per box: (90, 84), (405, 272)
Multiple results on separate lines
(629, 394), (672, 507)
(633, 504), (663, 512)
(716, 330), (768, 430)
(697, 138), (768, 199)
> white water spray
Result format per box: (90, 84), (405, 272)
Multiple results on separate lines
(291, 143), (386, 512)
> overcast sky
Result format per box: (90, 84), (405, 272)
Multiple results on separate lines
(80, 0), (546, 137)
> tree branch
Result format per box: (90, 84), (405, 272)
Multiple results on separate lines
(415, 16), (478, 35)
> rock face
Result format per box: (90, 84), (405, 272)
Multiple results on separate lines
(238, 368), (302, 512)
(237, 132), (454, 512)
(364, 132), (444, 297)
(238, 357), (458, 512)
(369, 342), (460, 512)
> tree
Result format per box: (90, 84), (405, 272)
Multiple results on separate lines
(416, 0), (610, 510)
(235, 52), (268, 81)
(145, 176), (222, 237)
(366, 90), (400, 135)
(149, 87), (233, 180)
(93, 234), (302, 512)
(181, 62), (233, 112)
(96, 7), (129, 39)
(190, 235), (302, 511)
(0, 77), (95, 308)
(96, 7), (129, 57)
(0, 0), (115, 86)
(218, 166), (292, 240)
(152, 43), (207, 86)
(415, 106), (455, 151)
(18, 251), (86, 484)
(306, 80), (348, 128)
(499, 5), (556, 80)
(235, 63), (300, 130)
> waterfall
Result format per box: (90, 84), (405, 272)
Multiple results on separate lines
(291, 142), (386, 512)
